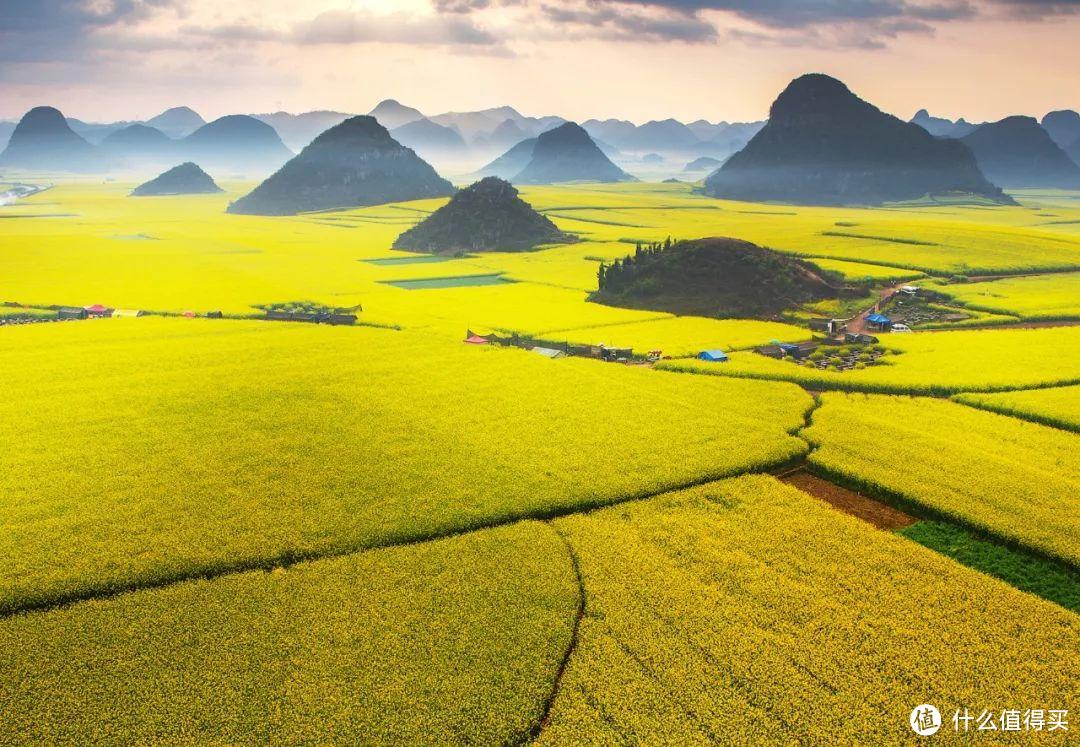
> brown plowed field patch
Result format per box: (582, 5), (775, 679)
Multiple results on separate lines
(781, 469), (917, 531)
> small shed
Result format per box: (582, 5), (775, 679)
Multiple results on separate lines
(182, 310), (197, 318)
(845, 331), (878, 345)
(779, 342), (819, 359)
(112, 309), (144, 318)
(808, 318), (844, 335)
(866, 313), (892, 330)
(326, 313), (357, 326)
(754, 345), (784, 359)
(531, 346), (566, 359)
(84, 304), (112, 317)
(206, 310), (224, 319)
(697, 349), (729, 362)
(465, 334), (489, 345)
(58, 306), (88, 320)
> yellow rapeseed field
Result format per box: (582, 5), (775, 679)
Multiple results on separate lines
(542, 475), (1078, 745)
(954, 384), (1080, 432)
(804, 393), (1080, 566)
(922, 273), (1080, 321)
(0, 317), (810, 612)
(0, 521), (578, 744)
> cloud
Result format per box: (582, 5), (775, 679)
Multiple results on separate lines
(0, 0), (184, 62)
(608, 1), (975, 27)
(427, 0), (989, 47)
(291, 9), (501, 47)
(990, 0), (1080, 18)
(540, 3), (717, 41)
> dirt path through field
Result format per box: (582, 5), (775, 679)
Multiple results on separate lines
(846, 282), (906, 335)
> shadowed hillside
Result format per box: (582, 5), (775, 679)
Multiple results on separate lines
(513, 122), (635, 184)
(962, 116), (1080, 188)
(131, 162), (222, 196)
(227, 115), (453, 216)
(705, 74), (1010, 206)
(593, 237), (839, 319)
(393, 176), (575, 254)
(0, 106), (106, 172)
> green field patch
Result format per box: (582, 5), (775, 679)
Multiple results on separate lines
(899, 521), (1080, 612)
(0, 522), (579, 744)
(362, 255), (460, 266)
(821, 230), (940, 246)
(0, 213), (78, 219)
(381, 273), (515, 289)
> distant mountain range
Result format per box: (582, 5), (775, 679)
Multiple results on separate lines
(0, 99), (766, 173)
(961, 116), (1080, 189)
(909, 109), (976, 138)
(1, 95), (1077, 188)
(0, 106), (292, 175)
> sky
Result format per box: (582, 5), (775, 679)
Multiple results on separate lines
(1, 0), (1078, 125)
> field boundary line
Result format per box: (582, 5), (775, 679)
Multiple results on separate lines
(0, 452), (808, 620)
(519, 524), (586, 746)
(949, 395), (1080, 435)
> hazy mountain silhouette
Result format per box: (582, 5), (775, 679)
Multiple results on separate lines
(476, 137), (536, 179)
(254, 111), (352, 151)
(393, 176), (575, 254)
(705, 74), (1010, 205)
(1041, 110), (1080, 150)
(368, 99), (425, 130)
(145, 107), (205, 139)
(910, 109), (976, 138)
(0, 122), (14, 151)
(624, 119), (701, 151)
(477, 119), (529, 151)
(101, 124), (175, 160)
(390, 118), (468, 157)
(182, 115), (292, 174)
(66, 118), (130, 143)
(131, 162), (222, 196)
(513, 122), (635, 184)
(227, 115), (453, 215)
(582, 119), (638, 148)
(0, 106), (106, 172)
(961, 116), (1080, 188)
(684, 156), (722, 172)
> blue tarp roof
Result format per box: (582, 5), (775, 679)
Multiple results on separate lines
(698, 349), (728, 361)
(867, 313), (891, 324)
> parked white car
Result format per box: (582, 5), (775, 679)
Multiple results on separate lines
(890, 323), (912, 333)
